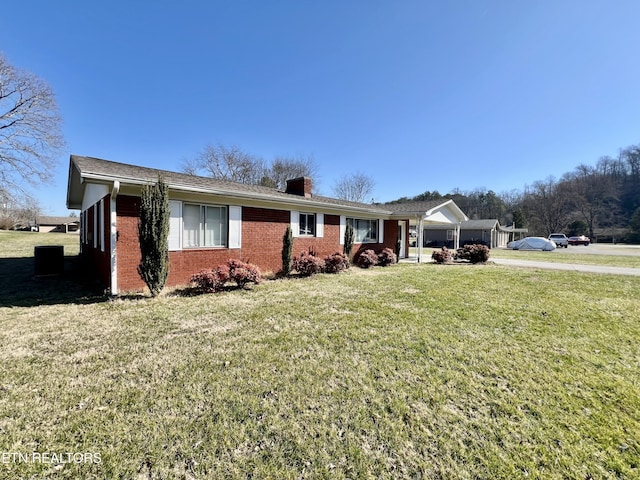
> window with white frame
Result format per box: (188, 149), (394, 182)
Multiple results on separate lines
(299, 213), (316, 236)
(348, 218), (378, 243)
(183, 204), (227, 248)
(446, 229), (454, 241)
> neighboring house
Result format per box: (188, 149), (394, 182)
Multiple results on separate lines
(459, 219), (528, 249)
(66, 156), (476, 294)
(37, 216), (80, 233)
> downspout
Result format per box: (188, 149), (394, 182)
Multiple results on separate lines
(110, 180), (120, 295)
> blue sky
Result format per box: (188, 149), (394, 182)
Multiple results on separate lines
(2, 1), (639, 215)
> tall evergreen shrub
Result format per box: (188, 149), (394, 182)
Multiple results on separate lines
(137, 176), (170, 296)
(282, 225), (293, 276)
(343, 223), (354, 257)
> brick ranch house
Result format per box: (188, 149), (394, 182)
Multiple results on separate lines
(66, 155), (468, 294)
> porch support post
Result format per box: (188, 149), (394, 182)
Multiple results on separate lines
(110, 180), (120, 295)
(417, 216), (424, 263)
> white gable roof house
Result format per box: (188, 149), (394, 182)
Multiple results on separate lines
(387, 200), (468, 262)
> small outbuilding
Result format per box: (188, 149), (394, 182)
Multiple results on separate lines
(37, 216), (80, 233)
(459, 219), (528, 249)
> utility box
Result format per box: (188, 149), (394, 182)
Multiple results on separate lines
(34, 245), (64, 276)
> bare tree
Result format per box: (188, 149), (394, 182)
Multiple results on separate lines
(0, 53), (65, 200)
(182, 143), (268, 184)
(332, 172), (375, 203)
(563, 164), (617, 239)
(182, 146), (320, 191)
(522, 177), (573, 235)
(268, 154), (319, 190)
(0, 191), (40, 230)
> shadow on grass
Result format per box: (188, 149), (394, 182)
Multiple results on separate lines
(0, 255), (107, 307)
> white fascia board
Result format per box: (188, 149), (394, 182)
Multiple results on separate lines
(80, 172), (393, 217)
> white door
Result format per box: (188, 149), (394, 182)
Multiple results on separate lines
(398, 221), (406, 258)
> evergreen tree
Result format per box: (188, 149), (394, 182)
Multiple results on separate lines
(137, 176), (170, 296)
(282, 225), (293, 276)
(344, 223), (354, 257)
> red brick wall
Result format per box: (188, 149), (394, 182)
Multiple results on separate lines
(115, 195), (143, 291)
(351, 219), (399, 261)
(112, 195), (398, 293)
(80, 195), (111, 290)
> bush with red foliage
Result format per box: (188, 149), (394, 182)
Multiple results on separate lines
(455, 244), (490, 264)
(357, 249), (379, 268)
(293, 251), (326, 276)
(378, 247), (397, 266)
(190, 266), (229, 293)
(227, 259), (262, 288)
(323, 252), (350, 274)
(431, 246), (453, 264)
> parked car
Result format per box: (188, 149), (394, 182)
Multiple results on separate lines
(568, 235), (590, 246)
(548, 233), (569, 248)
(507, 237), (556, 251)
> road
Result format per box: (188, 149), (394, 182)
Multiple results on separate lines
(492, 244), (640, 277)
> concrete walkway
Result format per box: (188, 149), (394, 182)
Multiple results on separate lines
(491, 258), (640, 277)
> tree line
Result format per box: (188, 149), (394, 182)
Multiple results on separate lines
(385, 144), (640, 242)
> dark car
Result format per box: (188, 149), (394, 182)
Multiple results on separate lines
(568, 235), (590, 246)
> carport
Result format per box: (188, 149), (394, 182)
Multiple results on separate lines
(388, 200), (468, 262)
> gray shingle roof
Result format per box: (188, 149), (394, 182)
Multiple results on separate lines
(38, 216), (80, 225)
(68, 155), (393, 215)
(384, 200), (452, 214)
(461, 219), (499, 229)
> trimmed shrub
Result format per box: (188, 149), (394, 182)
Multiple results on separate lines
(456, 244), (490, 264)
(282, 225), (293, 276)
(378, 247), (397, 266)
(357, 249), (378, 268)
(293, 251), (325, 276)
(190, 266), (229, 293)
(227, 259), (262, 288)
(431, 246), (453, 264)
(343, 223), (354, 257)
(324, 252), (350, 274)
(137, 176), (170, 296)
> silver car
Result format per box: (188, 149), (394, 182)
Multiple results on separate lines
(548, 233), (569, 248)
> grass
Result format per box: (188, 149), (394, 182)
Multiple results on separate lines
(1, 232), (639, 479)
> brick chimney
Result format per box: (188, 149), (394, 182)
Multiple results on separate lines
(285, 177), (312, 198)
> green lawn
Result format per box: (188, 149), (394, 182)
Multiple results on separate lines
(1, 232), (639, 479)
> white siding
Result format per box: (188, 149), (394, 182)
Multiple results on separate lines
(82, 183), (109, 211)
(168, 200), (182, 251)
(228, 206), (242, 249)
(99, 199), (105, 252)
(316, 213), (324, 238)
(290, 211), (300, 237)
(378, 218), (384, 243)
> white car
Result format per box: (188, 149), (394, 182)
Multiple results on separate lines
(507, 237), (556, 251)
